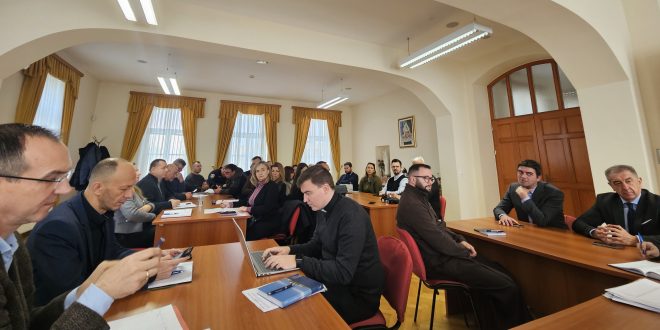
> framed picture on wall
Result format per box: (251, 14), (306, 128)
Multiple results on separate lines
(398, 116), (416, 148)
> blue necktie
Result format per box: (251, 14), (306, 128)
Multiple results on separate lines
(625, 202), (636, 234)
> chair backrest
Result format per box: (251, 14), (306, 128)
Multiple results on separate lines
(440, 195), (447, 220)
(288, 206), (301, 236)
(564, 214), (576, 229)
(377, 236), (412, 324)
(395, 227), (427, 281)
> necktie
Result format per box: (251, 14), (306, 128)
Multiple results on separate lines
(625, 202), (636, 234)
(527, 191), (533, 224)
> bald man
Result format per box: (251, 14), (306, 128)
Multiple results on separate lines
(28, 158), (187, 306)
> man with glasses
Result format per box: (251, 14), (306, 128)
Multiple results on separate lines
(381, 159), (408, 198)
(411, 157), (443, 219)
(398, 163), (531, 329)
(163, 158), (187, 194)
(572, 165), (660, 246)
(0, 123), (161, 328)
(493, 159), (565, 228)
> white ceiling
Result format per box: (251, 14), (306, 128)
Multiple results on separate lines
(59, 0), (535, 106)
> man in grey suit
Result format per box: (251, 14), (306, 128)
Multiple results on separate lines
(493, 159), (565, 228)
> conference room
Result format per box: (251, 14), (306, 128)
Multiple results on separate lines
(1, 0), (659, 329)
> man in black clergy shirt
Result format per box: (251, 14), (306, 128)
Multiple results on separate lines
(397, 163), (531, 329)
(262, 165), (384, 324)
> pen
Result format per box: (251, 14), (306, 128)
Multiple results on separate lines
(171, 270), (183, 275)
(637, 233), (646, 256)
(267, 283), (293, 295)
(641, 219), (652, 225)
(155, 237), (166, 248)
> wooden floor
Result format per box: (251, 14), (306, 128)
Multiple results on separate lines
(379, 275), (471, 330)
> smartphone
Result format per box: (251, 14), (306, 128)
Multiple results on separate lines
(175, 247), (194, 259)
(592, 241), (624, 249)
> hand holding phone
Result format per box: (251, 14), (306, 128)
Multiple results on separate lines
(175, 247), (194, 259)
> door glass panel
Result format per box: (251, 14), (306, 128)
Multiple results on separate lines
(491, 78), (510, 119)
(531, 63), (559, 113)
(558, 67), (579, 108)
(510, 68), (533, 116)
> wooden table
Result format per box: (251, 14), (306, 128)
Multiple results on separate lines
(153, 195), (250, 249)
(106, 240), (349, 329)
(346, 192), (398, 238)
(445, 218), (642, 315)
(512, 296), (660, 329)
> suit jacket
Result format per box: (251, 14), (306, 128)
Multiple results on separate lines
(493, 182), (565, 228)
(1, 234), (108, 329)
(572, 189), (660, 243)
(336, 172), (359, 191)
(136, 173), (173, 214)
(27, 193), (133, 306)
(70, 142), (110, 191)
(159, 179), (187, 201)
(238, 181), (282, 240)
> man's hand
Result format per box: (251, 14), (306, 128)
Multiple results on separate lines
(170, 199), (181, 208)
(77, 260), (119, 298)
(498, 215), (520, 226)
(238, 206), (248, 212)
(213, 188), (221, 194)
(460, 241), (477, 257)
(176, 172), (184, 183)
(155, 253), (190, 280)
(94, 248), (161, 299)
(639, 241), (660, 259)
(592, 226), (610, 241)
(184, 192), (192, 200)
(515, 186), (530, 200)
(605, 224), (638, 246)
(138, 204), (153, 213)
(261, 246), (290, 260)
(263, 254), (296, 270)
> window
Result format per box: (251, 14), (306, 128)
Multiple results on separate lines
(225, 112), (268, 170)
(33, 74), (66, 136)
(135, 107), (188, 176)
(301, 119), (333, 173)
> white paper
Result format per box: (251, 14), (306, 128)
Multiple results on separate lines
(175, 202), (197, 209)
(242, 288), (279, 312)
(204, 189), (215, 194)
(162, 209), (193, 218)
(203, 207), (242, 215)
(148, 262), (193, 289)
(108, 304), (184, 330)
(191, 193), (207, 198)
(213, 199), (239, 205)
(604, 278), (660, 313)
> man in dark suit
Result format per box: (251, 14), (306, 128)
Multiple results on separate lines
(336, 161), (359, 191)
(161, 163), (192, 201)
(28, 158), (186, 306)
(494, 159), (565, 228)
(0, 123), (160, 328)
(137, 159), (181, 213)
(573, 164), (660, 246)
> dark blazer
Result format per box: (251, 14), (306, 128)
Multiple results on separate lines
(136, 173), (173, 214)
(336, 172), (359, 191)
(160, 179), (187, 201)
(238, 181), (282, 240)
(70, 142), (110, 191)
(221, 170), (247, 198)
(493, 181), (565, 228)
(1, 234), (109, 329)
(27, 193), (133, 306)
(572, 189), (660, 242)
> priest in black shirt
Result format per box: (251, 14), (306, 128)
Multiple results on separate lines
(263, 165), (384, 324)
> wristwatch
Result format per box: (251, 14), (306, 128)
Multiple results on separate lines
(295, 257), (303, 268)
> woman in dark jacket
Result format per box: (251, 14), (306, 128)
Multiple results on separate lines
(287, 162), (308, 201)
(234, 161), (282, 240)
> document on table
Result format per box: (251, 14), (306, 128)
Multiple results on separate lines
(108, 304), (189, 329)
(213, 199), (239, 205)
(175, 202), (197, 209)
(162, 209), (193, 218)
(242, 288), (279, 312)
(148, 262), (193, 289)
(203, 207), (244, 215)
(603, 278), (660, 313)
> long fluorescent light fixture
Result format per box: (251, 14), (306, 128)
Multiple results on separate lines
(317, 95), (348, 109)
(399, 22), (492, 69)
(157, 77), (180, 95)
(117, 0), (158, 25)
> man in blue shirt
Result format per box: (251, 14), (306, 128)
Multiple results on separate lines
(336, 161), (358, 191)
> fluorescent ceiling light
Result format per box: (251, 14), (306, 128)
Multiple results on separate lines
(169, 78), (181, 95)
(399, 22), (492, 69)
(317, 96), (348, 109)
(140, 0), (158, 25)
(157, 77), (170, 95)
(117, 0), (136, 21)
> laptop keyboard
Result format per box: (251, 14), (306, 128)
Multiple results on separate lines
(250, 251), (278, 274)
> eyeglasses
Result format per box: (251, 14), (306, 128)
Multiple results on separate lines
(0, 170), (73, 185)
(413, 175), (435, 183)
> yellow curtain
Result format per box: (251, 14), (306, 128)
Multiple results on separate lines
(215, 100), (281, 167)
(15, 54), (83, 144)
(120, 91), (205, 162)
(291, 107), (342, 175)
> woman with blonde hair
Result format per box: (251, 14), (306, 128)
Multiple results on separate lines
(270, 162), (288, 202)
(358, 162), (382, 194)
(234, 161), (282, 240)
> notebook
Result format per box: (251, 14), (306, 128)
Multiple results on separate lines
(255, 274), (326, 308)
(609, 260), (660, 280)
(231, 219), (298, 277)
(603, 278), (660, 313)
(162, 209), (193, 218)
(148, 262), (193, 289)
(108, 304), (189, 329)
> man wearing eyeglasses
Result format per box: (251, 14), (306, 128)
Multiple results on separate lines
(572, 165), (660, 246)
(381, 159), (408, 198)
(0, 123), (162, 328)
(493, 159), (565, 228)
(397, 163), (531, 329)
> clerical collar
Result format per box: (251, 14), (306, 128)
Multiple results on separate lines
(320, 192), (341, 215)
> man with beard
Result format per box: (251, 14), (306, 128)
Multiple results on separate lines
(381, 159), (407, 198)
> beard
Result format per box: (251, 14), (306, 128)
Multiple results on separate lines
(415, 179), (431, 192)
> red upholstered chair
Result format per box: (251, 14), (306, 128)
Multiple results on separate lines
(440, 196), (447, 220)
(350, 236), (413, 330)
(396, 228), (480, 330)
(270, 204), (302, 245)
(564, 214), (577, 229)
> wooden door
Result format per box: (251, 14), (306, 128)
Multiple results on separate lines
(492, 115), (540, 198)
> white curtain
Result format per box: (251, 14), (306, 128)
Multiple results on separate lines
(301, 119), (334, 174)
(226, 112), (268, 171)
(135, 107), (188, 177)
(33, 73), (66, 136)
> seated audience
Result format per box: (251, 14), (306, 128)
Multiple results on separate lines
(358, 162), (382, 194)
(207, 166), (226, 188)
(161, 164), (192, 201)
(381, 158), (407, 197)
(284, 165), (295, 195)
(184, 160), (209, 192)
(262, 165), (384, 324)
(28, 158), (187, 306)
(573, 164), (660, 246)
(287, 162), (308, 201)
(114, 164), (156, 248)
(271, 162), (288, 203)
(244, 156), (262, 177)
(494, 159), (565, 228)
(136, 159), (181, 213)
(411, 157), (443, 219)
(0, 123), (161, 328)
(397, 164), (531, 329)
(336, 161), (359, 191)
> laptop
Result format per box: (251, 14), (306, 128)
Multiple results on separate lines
(232, 218), (298, 277)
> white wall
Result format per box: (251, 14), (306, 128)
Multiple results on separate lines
(90, 81), (353, 178)
(0, 71), (22, 124)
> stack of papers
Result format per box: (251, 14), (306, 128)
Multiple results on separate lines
(609, 260), (660, 280)
(603, 278), (660, 313)
(175, 202), (197, 209)
(148, 262), (193, 289)
(108, 304), (189, 329)
(162, 209), (193, 218)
